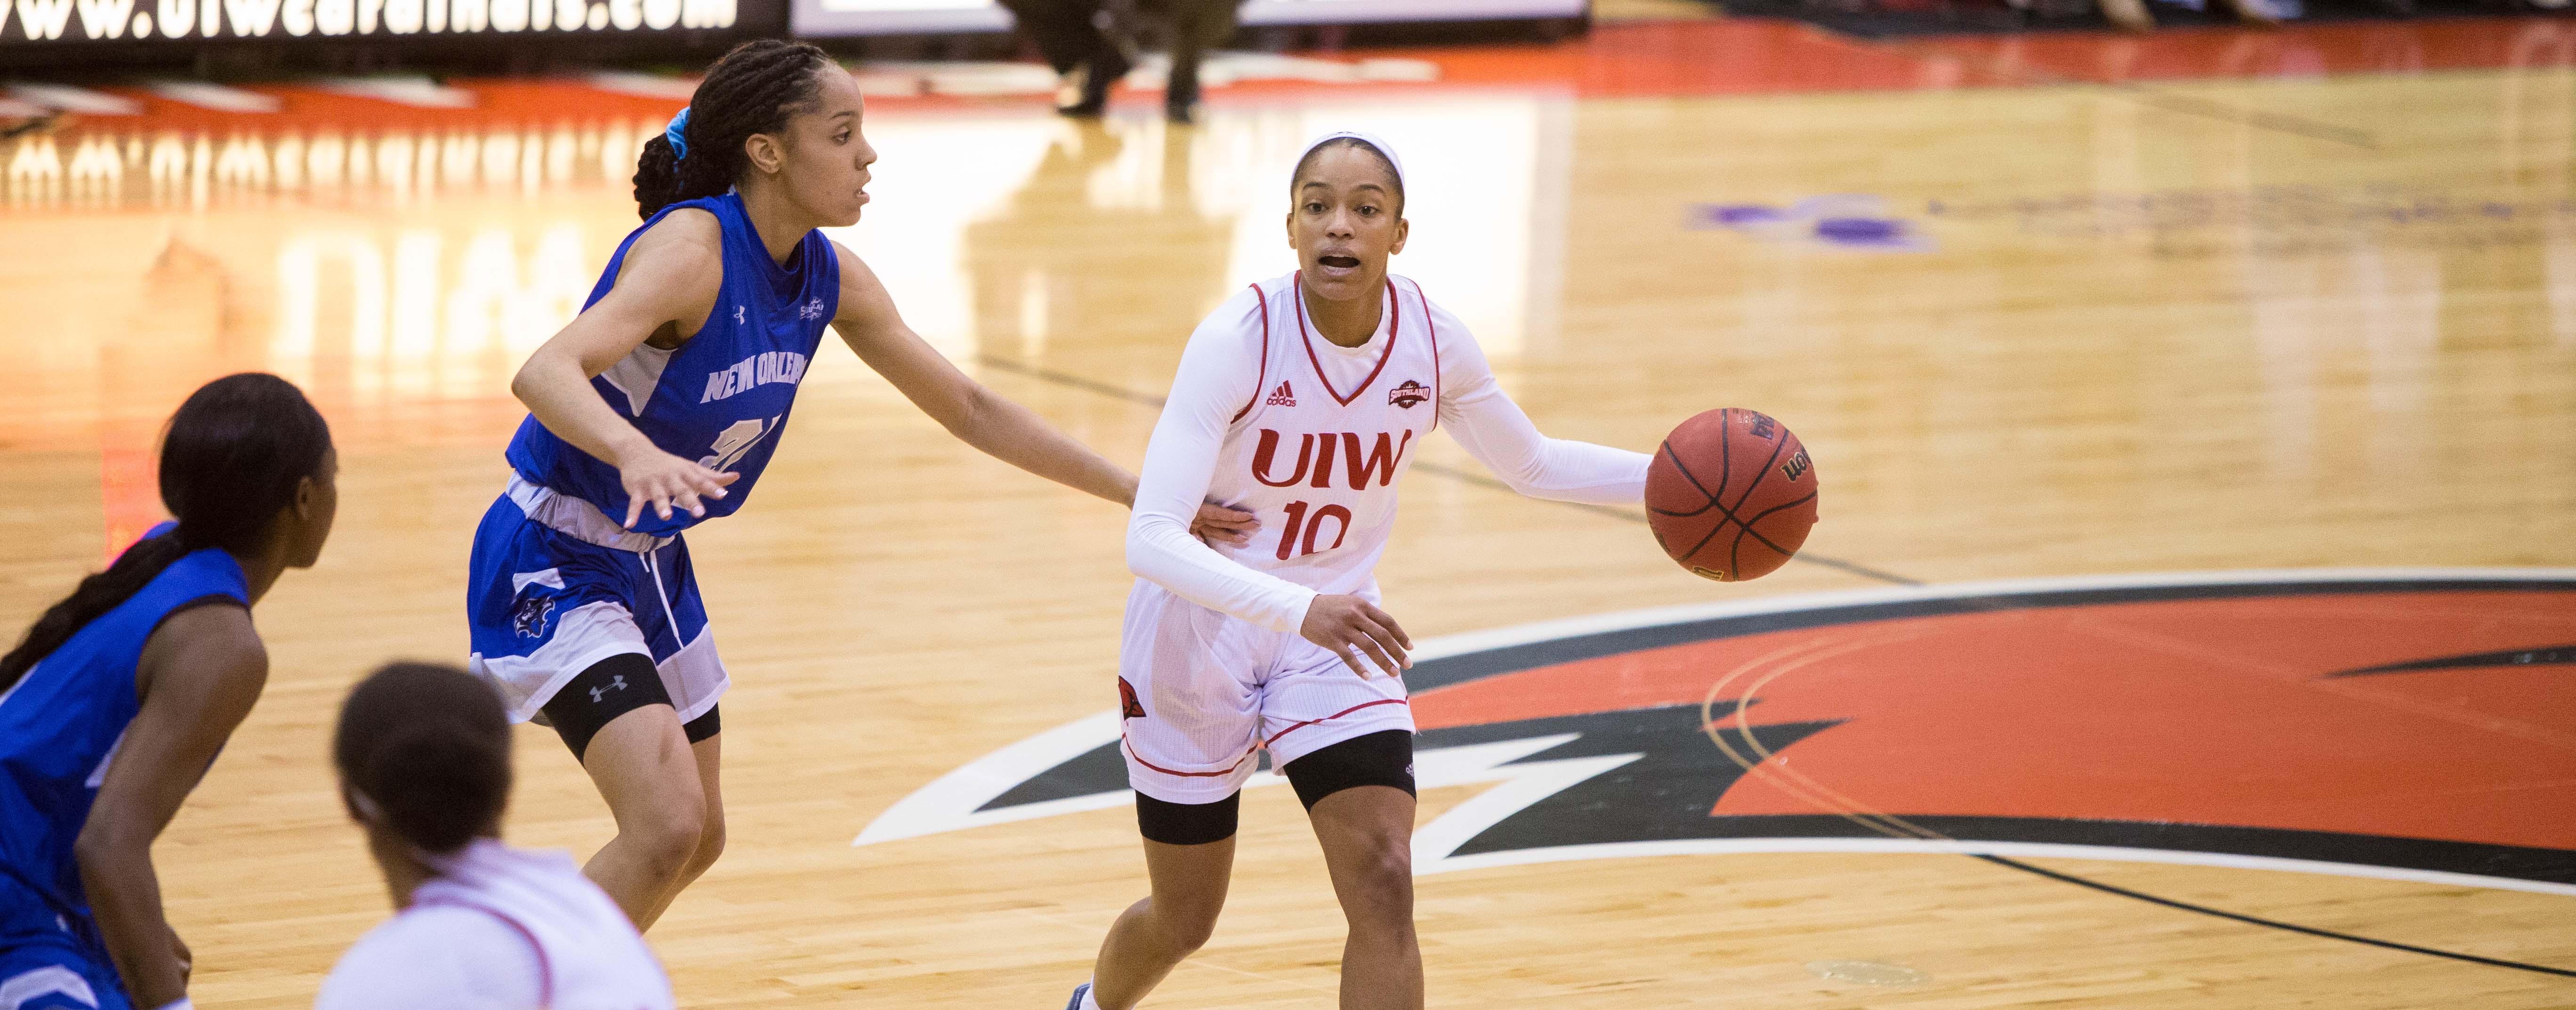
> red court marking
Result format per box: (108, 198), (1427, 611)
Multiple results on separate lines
(1410, 591), (2576, 852)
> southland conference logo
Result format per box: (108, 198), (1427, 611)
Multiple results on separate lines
(860, 570), (2576, 898)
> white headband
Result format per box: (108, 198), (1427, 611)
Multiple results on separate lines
(1295, 130), (1405, 194)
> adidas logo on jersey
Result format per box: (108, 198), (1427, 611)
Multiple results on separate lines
(1266, 381), (1297, 407)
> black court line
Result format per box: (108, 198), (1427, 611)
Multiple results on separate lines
(1978, 855), (2576, 978)
(973, 354), (1919, 587)
(975, 351), (2576, 977)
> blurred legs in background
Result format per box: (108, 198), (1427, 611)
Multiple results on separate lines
(1152, 0), (1242, 123)
(1002, 0), (1242, 122)
(1000, 0), (1134, 116)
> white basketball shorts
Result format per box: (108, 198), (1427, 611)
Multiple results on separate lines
(1117, 580), (1416, 805)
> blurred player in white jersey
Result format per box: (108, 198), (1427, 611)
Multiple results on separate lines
(317, 663), (673, 1010)
(1062, 133), (1654, 1010)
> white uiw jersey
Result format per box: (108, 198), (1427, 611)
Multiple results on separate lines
(1126, 271), (1650, 636)
(1216, 274), (1441, 594)
(316, 840), (674, 1010)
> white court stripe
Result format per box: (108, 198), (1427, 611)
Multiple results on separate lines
(146, 81), (282, 113)
(1416, 836), (2576, 897)
(6, 85), (140, 116)
(315, 76), (475, 109)
(0, 98), (48, 118)
(587, 72), (697, 100)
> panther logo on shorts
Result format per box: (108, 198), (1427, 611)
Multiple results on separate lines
(512, 594), (556, 639)
(1118, 677), (1147, 719)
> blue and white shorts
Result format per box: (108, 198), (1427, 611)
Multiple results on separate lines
(0, 904), (129, 1010)
(467, 474), (727, 726)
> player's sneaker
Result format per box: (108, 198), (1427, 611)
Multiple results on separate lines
(1062, 982), (1093, 1010)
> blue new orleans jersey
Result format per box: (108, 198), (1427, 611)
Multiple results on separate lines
(0, 524), (247, 952)
(505, 191), (841, 537)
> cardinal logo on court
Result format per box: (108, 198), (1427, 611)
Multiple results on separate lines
(1388, 380), (1430, 409)
(511, 594), (555, 639)
(859, 572), (2576, 915)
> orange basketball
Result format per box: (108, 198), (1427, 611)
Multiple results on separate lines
(1645, 409), (1818, 582)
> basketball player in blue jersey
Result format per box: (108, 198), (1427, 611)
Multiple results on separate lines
(0, 374), (337, 1010)
(470, 39), (1252, 930)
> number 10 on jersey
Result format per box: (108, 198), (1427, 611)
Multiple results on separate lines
(1274, 501), (1352, 560)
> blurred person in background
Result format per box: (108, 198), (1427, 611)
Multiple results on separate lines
(1002, 0), (1244, 122)
(2093, 0), (2285, 31)
(0, 373), (337, 1010)
(317, 661), (674, 1010)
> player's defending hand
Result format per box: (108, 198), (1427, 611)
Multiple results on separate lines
(616, 447), (739, 528)
(1191, 500), (1261, 547)
(1303, 595), (1412, 678)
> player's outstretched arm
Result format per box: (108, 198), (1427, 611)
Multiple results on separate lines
(827, 243), (1255, 547)
(828, 242), (1146, 506)
(1435, 308), (1650, 505)
(510, 209), (739, 529)
(75, 604), (268, 1009)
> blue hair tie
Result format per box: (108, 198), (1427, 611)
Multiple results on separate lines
(664, 107), (691, 162)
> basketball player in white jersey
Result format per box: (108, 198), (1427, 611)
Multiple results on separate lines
(1063, 133), (1653, 1010)
(317, 662), (672, 1010)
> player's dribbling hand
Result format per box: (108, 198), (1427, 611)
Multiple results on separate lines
(617, 448), (739, 528)
(1302, 594), (1412, 678)
(1190, 500), (1261, 548)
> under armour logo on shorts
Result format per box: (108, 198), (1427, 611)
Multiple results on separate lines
(591, 675), (628, 703)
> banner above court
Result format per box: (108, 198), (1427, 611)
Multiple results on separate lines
(0, 0), (771, 51)
(791, 0), (1586, 38)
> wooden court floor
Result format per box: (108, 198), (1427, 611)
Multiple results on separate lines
(3, 18), (2575, 1008)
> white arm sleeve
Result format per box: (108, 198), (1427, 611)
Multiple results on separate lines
(1435, 308), (1650, 505)
(315, 907), (543, 1010)
(1126, 297), (1320, 634)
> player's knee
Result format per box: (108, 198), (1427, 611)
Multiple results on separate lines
(1351, 833), (1413, 892)
(625, 797), (709, 882)
(1339, 832), (1416, 928)
(1154, 898), (1224, 952)
(682, 807), (727, 880)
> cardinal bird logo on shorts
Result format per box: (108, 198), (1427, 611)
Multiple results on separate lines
(1388, 380), (1431, 409)
(857, 571), (2576, 902)
(1118, 677), (1147, 720)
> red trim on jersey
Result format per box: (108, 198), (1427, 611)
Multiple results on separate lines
(1230, 283), (1272, 424)
(1264, 698), (1410, 746)
(1124, 735), (1259, 778)
(416, 898), (556, 1008)
(1414, 278), (1441, 433)
(1292, 273), (1402, 408)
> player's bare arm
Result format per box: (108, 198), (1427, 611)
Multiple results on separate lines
(75, 605), (267, 1009)
(510, 208), (740, 529)
(830, 242), (1258, 545)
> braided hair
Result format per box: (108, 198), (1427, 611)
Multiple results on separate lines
(634, 39), (836, 220)
(0, 373), (331, 692)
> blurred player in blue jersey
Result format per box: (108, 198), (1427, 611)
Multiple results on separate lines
(0, 373), (337, 1010)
